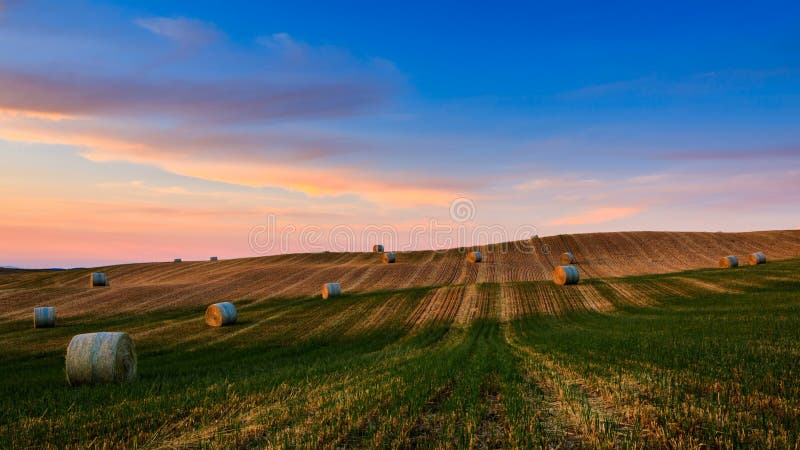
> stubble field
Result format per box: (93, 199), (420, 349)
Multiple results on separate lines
(1, 230), (799, 448)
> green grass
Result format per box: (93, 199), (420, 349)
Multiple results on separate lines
(1, 261), (800, 448)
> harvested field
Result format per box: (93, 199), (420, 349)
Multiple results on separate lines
(2, 230), (798, 320)
(2, 258), (800, 447)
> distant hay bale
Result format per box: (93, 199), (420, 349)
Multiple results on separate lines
(749, 252), (766, 265)
(65, 332), (136, 385)
(90, 272), (109, 287)
(322, 283), (342, 299)
(33, 307), (56, 328)
(205, 302), (238, 327)
(174, 258), (182, 263)
(560, 252), (576, 265)
(719, 256), (739, 268)
(382, 252), (396, 264)
(373, 244), (384, 253)
(210, 256), (218, 262)
(467, 251), (482, 263)
(553, 265), (580, 285)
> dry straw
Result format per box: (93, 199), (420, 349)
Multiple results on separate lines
(205, 302), (238, 327)
(90, 272), (109, 287)
(719, 255), (739, 268)
(560, 252), (577, 265)
(66, 332), (137, 385)
(382, 252), (396, 264)
(749, 252), (766, 265)
(33, 307), (56, 328)
(322, 283), (342, 299)
(467, 251), (483, 263)
(553, 265), (580, 285)
(373, 244), (384, 253)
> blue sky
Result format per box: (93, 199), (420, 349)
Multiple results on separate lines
(1, 0), (799, 267)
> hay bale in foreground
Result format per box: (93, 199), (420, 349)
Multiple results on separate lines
(749, 252), (766, 265)
(560, 252), (576, 265)
(322, 283), (342, 299)
(382, 252), (396, 264)
(33, 307), (56, 328)
(467, 251), (482, 263)
(174, 258), (182, 263)
(373, 244), (384, 253)
(205, 302), (238, 327)
(66, 332), (136, 385)
(90, 272), (109, 287)
(210, 256), (218, 262)
(553, 265), (580, 285)
(719, 256), (739, 268)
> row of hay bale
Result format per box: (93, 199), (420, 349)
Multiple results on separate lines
(42, 246), (773, 386)
(719, 252), (767, 268)
(41, 245), (545, 386)
(551, 249), (769, 285)
(175, 257), (219, 262)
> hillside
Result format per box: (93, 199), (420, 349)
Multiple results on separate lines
(1, 230), (799, 322)
(2, 238), (800, 447)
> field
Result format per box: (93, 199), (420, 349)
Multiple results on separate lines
(1, 230), (800, 448)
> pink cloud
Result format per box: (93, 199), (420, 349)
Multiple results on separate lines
(546, 206), (643, 226)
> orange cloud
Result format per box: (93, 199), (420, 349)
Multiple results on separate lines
(546, 206), (642, 226)
(0, 117), (472, 208)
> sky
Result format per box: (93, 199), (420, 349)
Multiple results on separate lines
(1, 0), (799, 267)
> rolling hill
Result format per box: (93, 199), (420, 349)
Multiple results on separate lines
(3, 230), (800, 448)
(1, 230), (799, 322)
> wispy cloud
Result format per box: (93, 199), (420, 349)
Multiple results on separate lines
(135, 17), (224, 46)
(546, 206), (643, 226)
(514, 176), (602, 191)
(657, 147), (800, 161)
(0, 69), (391, 123)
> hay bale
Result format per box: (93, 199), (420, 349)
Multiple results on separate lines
(33, 306), (56, 328)
(90, 272), (109, 287)
(467, 251), (482, 263)
(719, 256), (739, 268)
(322, 283), (342, 299)
(174, 258), (182, 263)
(65, 332), (136, 385)
(205, 302), (238, 327)
(210, 256), (218, 262)
(373, 244), (384, 253)
(553, 265), (580, 285)
(382, 252), (396, 264)
(749, 252), (766, 265)
(560, 252), (576, 265)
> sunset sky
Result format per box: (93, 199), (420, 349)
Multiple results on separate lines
(2, 0), (799, 267)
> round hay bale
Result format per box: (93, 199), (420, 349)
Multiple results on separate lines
(467, 251), (482, 263)
(205, 302), (238, 327)
(560, 252), (576, 265)
(33, 306), (56, 328)
(373, 244), (384, 253)
(719, 256), (739, 268)
(90, 272), (109, 287)
(210, 256), (218, 262)
(553, 265), (580, 285)
(382, 252), (396, 264)
(174, 258), (182, 263)
(322, 283), (342, 299)
(748, 252), (766, 265)
(65, 332), (136, 385)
